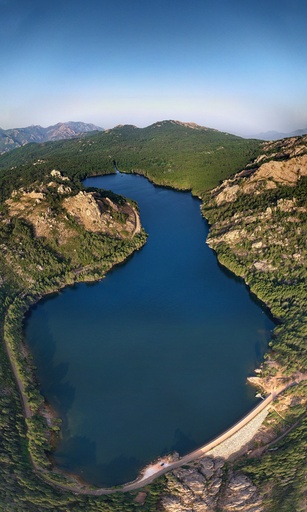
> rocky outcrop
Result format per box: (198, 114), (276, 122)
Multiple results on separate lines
(162, 458), (224, 511)
(63, 191), (140, 238)
(219, 473), (264, 511)
(5, 175), (141, 242)
(161, 458), (264, 512)
(251, 154), (307, 185)
(0, 122), (104, 154)
(205, 137), (307, 281)
(213, 153), (307, 205)
(197, 134), (307, 510)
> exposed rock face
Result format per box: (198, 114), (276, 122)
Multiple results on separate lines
(215, 184), (240, 205)
(162, 458), (224, 512)
(5, 178), (141, 242)
(0, 122), (104, 154)
(50, 169), (70, 180)
(6, 189), (74, 243)
(195, 135), (307, 511)
(252, 154), (307, 185)
(219, 473), (263, 511)
(205, 138), (307, 281)
(253, 260), (276, 272)
(63, 191), (140, 238)
(214, 153), (307, 205)
(261, 134), (307, 156)
(6, 191), (45, 212)
(171, 120), (213, 131)
(161, 458), (263, 512)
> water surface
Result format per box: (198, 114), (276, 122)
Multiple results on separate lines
(25, 172), (274, 486)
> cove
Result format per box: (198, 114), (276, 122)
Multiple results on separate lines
(25, 172), (274, 487)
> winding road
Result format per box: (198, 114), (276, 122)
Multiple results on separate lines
(37, 380), (303, 495)
(3, 296), (305, 496)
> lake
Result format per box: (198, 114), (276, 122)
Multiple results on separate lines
(25, 172), (274, 486)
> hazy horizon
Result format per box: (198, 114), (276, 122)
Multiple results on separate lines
(1, 0), (307, 136)
(1, 118), (307, 140)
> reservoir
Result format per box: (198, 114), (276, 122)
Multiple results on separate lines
(25, 172), (274, 487)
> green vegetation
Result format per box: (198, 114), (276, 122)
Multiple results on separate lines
(0, 124), (305, 510)
(0, 161), (151, 508)
(0, 294), (162, 511)
(236, 412), (307, 512)
(201, 138), (307, 509)
(0, 120), (262, 196)
(202, 176), (307, 375)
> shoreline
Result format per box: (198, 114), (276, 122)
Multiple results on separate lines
(2, 169), (292, 495)
(18, 380), (304, 496)
(2, 226), (147, 488)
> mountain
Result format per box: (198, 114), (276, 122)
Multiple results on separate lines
(0, 119), (262, 196)
(0, 121), (306, 509)
(248, 128), (307, 140)
(0, 121), (104, 154)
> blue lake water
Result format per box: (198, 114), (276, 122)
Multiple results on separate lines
(25, 172), (274, 486)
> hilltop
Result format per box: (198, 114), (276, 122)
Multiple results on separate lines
(160, 134), (307, 512)
(0, 122), (306, 510)
(0, 119), (262, 196)
(0, 121), (104, 154)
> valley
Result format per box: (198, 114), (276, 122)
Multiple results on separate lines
(0, 122), (305, 511)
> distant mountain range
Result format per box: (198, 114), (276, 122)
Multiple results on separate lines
(2, 120), (307, 155)
(248, 128), (307, 141)
(0, 121), (104, 154)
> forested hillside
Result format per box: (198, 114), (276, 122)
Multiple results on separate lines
(0, 120), (261, 196)
(0, 124), (306, 511)
(201, 136), (307, 511)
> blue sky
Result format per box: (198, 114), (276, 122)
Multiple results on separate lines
(1, 0), (307, 134)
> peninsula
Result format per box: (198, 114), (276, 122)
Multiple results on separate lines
(0, 121), (306, 511)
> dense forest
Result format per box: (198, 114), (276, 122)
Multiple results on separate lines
(201, 136), (307, 511)
(0, 123), (306, 510)
(0, 120), (261, 197)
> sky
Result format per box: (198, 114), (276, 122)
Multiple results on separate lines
(1, 0), (307, 135)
